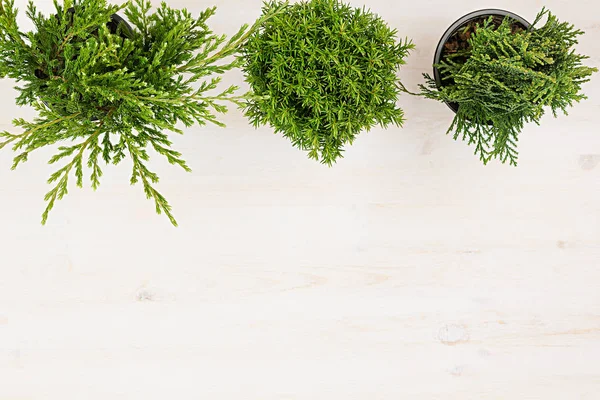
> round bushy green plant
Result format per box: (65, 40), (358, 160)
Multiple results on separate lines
(242, 0), (414, 165)
(420, 8), (597, 166)
(0, 0), (275, 225)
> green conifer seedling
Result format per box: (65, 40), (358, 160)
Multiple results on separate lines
(420, 8), (597, 166)
(0, 0), (278, 225)
(242, 0), (414, 165)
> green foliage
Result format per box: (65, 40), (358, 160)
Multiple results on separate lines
(419, 8), (597, 166)
(242, 0), (414, 165)
(0, 0), (275, 225)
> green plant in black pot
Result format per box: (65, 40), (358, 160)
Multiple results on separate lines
(242, 0), (414, 165)
(0, 0), (277, 225)
(419, 8), (597, 166)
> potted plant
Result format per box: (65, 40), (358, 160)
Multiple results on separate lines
(241, 0), (414, 165)
(419, 8), (597, 165)
(0, 0), (277, 225)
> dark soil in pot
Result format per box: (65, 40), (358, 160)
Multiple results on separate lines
(433, 9), (531, 115)
(34, 9), (133, 120)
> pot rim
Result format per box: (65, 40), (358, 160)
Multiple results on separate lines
(108, 12), (133, 37)
(433, 9), (531, 114)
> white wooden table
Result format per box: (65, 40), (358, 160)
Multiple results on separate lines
(1, 0), (599, 398)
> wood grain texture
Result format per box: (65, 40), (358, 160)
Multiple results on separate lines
(0, 0), (599, 398)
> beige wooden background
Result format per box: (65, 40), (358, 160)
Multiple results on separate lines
(1, 0), (599, 398)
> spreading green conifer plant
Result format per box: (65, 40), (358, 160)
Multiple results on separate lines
(419, 8), (597, 166)
(242, 0), (414, 165)
(0, 0), (278, 225)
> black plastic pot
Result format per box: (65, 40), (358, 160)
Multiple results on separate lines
(106, 13), (133, 37)
(36, 11), (133, 120)
(433, 9), (531, 114)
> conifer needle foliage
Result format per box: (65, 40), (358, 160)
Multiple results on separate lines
(0, 0), (276, 225)
(420, 8), (597, 166)
(242, 0), (414, 165)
